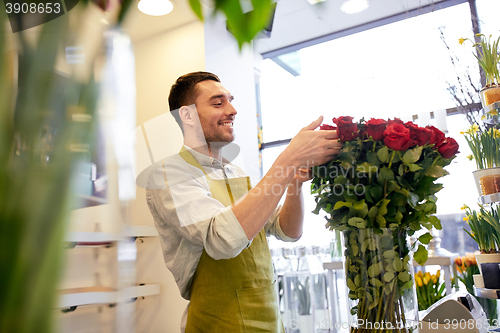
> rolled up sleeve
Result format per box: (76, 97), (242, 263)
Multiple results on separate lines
(147, 159), (251, 260)
(264, 205), (300, 242)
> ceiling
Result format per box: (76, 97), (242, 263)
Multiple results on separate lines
(124, 0), (459, 53)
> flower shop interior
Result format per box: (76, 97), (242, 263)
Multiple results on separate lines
(3, 0), (500, 332)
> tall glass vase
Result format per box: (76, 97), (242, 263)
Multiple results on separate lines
(341, 228), (419, 333)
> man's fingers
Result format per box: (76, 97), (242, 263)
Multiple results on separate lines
(302, 116), (323, 131)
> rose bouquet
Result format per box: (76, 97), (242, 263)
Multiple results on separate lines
(311, 116), (459, 332)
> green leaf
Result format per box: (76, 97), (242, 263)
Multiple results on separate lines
(390, 192), (406, 206)
(354, 274), (361, 287)
(425, 165), (449, 178)
(414, 244), (428, 265)
(347, 278), (357, 291)
(370, 278), (384, 287)
(376, 214), (386, 228)
(383, 272), (395, 282)
(402, 146), (423, 164)
(377, 199), (391, 215)
(392, 210), (402, 224)
(368, 206), (379, 218)
(408, 163), (422, 172)
(418, 233), (433, 245)
(383, 250), (397, 259)
(407, 192), (419, 208)
(348, 217), (367, 229)
(188, 0), (204, 20)
(393, 257), (403, 272)
(398, 164), (404, 176)
(370, 186), (384, 202)
(366, 151), (380, 166)
(377, 146), (389, 163)
(428, 216), (442, 230)
(384, 282), (394, 295)
(367, 239), (377, 251)
(398, 271), (411, 282)
(380, 167), (395, 181)
(361, 239), (370, 253)
(356, 162), (378, 174)
(368, 263), (382, 277)
(333, 201), (353, 210)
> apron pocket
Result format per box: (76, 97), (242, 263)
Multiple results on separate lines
(236, 283), (281, 333)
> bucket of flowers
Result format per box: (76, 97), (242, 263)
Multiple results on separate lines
(311, 116), (459, 332)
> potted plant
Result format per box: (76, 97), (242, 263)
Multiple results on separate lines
(454, 254), (497, 324)
(462, 124), (500, 196)
(311, 117), (459, 332)
(462, 204), (500, 278)
(415, 270), (446, 311)
(460, 34), (500, 107)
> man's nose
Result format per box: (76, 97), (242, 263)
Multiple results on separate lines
(226, 102), (237, 116)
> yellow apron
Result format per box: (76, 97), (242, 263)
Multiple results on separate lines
(179, 148), (285, 333)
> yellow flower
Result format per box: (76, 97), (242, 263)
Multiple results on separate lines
(423, 276), (430, 285)
(481, 115), (486, 120)
(466, 155), (474, 161)
(415, 276), (423, 287)
(490, 110), (499, 116)
(459, 37), (466, 45)
(494, 129), (500, 139)
(472, 124), (479, 133)
(460, 131), (465, 135)
(461, 204), (468, 210)
(417, 271), (423, 278)
(463, 216), (469, 221)
(436, 270), (441, 279)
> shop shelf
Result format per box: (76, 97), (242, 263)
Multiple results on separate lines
(65, 227), (158, 247)
(474, 287), (500, 300)
(73, 194), (108, 209)
(58, 284), (161, 309)
(479, 193), (500, 205)
(481, 101), (500, 125)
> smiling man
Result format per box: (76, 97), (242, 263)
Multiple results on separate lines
(146, 71), (342, 333)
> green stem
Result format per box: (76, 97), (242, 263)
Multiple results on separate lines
(388, 150), (396, 168)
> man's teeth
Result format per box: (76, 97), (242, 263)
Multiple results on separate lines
(221, 123), (232, 127)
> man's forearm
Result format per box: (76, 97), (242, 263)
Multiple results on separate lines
(231, 151), (299, 240)
(278, 181), (304, 239)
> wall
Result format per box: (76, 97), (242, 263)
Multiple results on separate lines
(131, 20), (205, 333)
(131, 15), (261, 333)
(204, 17), (261, 184)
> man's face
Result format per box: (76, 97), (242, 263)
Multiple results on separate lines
(194, 80), (237, 144)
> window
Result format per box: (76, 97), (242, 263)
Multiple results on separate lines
(260, 1), (500, 251)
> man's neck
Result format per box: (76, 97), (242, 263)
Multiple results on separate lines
(184, 141), (223, 163)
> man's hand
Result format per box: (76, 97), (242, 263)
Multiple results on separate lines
(284, 116), (342, 168)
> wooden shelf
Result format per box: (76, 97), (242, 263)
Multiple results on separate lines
(65, 227), (158, 246)
(58, 284), (161, 309)
(73, 194), (108, 209)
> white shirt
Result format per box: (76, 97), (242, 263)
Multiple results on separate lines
(146, 145), (297, 300)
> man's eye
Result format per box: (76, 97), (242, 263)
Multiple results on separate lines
(214, 102), (222, 106)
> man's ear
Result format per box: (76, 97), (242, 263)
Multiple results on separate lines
(179, 105), (194, 127)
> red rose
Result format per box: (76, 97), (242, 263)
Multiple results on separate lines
(427, 125), (446, 148)
(438, 137), (459, 159)
(383, 123), (417, 151)
(405, 122), (432, 146)
(387, 118), (404, 126)
(332, 116), (358, 142)
(319, 124), (337, 131)
(366, 118), (387, 141)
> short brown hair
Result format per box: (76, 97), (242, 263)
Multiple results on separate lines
(168, 72), (220, 133)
